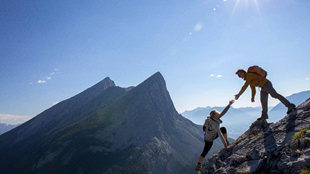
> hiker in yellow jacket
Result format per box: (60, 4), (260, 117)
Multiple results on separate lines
(235, 68), (296, 120)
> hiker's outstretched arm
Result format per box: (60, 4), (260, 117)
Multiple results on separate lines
(219, 100), (234, 118)
(219, 105), (230, 118)
(236, 82), (250, 98)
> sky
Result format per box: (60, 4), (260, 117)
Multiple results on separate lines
(1, 0), (310, 124)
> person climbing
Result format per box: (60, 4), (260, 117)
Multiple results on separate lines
(195, 100), (234, 171)
(234, 66), (296, 120)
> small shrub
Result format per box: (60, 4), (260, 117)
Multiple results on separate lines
(251, 132), (264, 140)
(236, 166), (247, 174)
(237, 136), (246, 142)
(292, 128), (310, 141)
(301, 168), (310, 174)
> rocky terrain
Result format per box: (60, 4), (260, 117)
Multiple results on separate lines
(202, 98), (310, 174)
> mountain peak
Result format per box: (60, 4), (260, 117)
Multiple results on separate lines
(87, 77), (115, 94)
(130, 71), (176, 117)
(0, 72), (204, 174)
(139, 71), (165, 86)
(100, 77), (115, 85)
(3, 76), (117, 145)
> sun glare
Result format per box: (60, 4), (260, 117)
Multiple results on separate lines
(232, 0), (260, 15)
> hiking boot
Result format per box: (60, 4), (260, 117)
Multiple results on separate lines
(258, 113), (268, 121)
(226, 140), (230, 146)
(257, 117), (267, 121)
(287, 104), (296, 114)
(195, 164), (202, 171)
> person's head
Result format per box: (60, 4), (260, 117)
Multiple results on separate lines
(235, 68), (246, 79)
(210, 110), (220, 119)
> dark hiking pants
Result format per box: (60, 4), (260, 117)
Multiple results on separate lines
(201, 127), (227, 158)
(260, 81), (290, 119)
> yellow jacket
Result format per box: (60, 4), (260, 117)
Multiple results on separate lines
(237, 73), (269, 98)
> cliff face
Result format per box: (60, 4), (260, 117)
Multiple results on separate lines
(202, 98), (310, 174)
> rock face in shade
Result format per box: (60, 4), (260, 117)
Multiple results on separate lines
(0, 72), (205, 174)
(202, 98), (310, 174)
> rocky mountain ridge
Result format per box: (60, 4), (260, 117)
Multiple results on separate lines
(202, 97), (310, 174)
(0, 77), (116, 148)
(0, 72), (207, 174)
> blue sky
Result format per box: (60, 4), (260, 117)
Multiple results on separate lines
(1, 0), (309, 124)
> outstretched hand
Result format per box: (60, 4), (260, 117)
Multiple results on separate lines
(229, 100), (234, 105)
(234, 94), (239, 100)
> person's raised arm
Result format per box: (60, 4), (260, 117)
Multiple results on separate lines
(219, 100), (234, 118)
(235, 82), (249, 100)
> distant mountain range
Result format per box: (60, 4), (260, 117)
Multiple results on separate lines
(0, 123), (19, 135)
(268, 90), (310, 123)
(0, 72), (225, 174)
(182, 90), (310, 139)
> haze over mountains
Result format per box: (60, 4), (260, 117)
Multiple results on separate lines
(0, 123), (19, 135)
(182, 90), (310, 138)
(0, 72), (221, 174)
(269, 90), (310, 122)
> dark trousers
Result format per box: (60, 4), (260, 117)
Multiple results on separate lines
(260, 81), (290, 119)
(201, 127), (227, 158)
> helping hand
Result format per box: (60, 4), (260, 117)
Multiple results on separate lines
(234, 94), (239, 100)
(229, 100), (234, 105)
(251, 98), (255, 102)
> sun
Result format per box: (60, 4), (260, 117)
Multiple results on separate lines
(232, 0), (260, 15)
